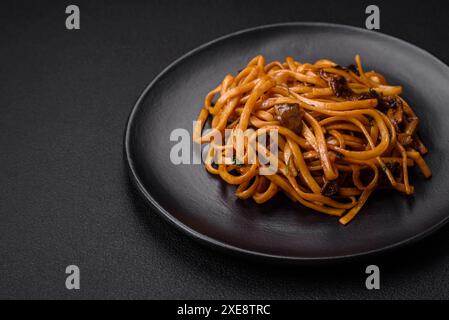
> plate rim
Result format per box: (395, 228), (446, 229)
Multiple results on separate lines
(124, 21), (449, 262)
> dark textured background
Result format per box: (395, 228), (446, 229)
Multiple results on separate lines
(1, 0), (449, 299)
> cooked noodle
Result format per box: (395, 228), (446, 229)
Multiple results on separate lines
(194, 55), (431, 225)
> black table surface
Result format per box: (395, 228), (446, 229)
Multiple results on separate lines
(2, 0), (449, 299)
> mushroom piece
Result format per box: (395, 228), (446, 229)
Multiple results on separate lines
(274, 103), (304, 134)
(321, 180), (339, 197)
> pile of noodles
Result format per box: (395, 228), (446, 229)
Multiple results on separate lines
(193, 55), (431, 225)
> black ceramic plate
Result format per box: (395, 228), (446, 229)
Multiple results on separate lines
(125, 22), (449, 262)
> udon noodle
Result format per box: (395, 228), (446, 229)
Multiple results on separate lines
(193, 55), (431, 225)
